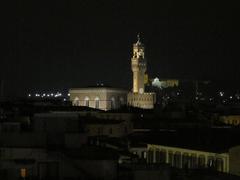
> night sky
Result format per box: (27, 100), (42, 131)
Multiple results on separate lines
(2, 1), (239, 97)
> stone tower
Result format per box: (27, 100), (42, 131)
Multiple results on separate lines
(131, 34), (147, 93)
(128, 34), (156, 109)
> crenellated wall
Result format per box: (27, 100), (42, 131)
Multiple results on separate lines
(127, 92), (156, 109)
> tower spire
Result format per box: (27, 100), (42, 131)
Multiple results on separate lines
(137, 33), (141, 43)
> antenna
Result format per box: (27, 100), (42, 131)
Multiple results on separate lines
(137, 33), (140, 42)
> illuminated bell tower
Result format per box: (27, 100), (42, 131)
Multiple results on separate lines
(128, 34), (155, 109)
(131, 34), (147, 93)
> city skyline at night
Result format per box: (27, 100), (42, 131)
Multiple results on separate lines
(1, 1), (239, 98)
(1, 1), (240, 179)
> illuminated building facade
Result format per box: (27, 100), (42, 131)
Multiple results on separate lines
(152, 78), (179, 89)
(127, 35), (155, 109)
(220, 115), (240, 126)
(131, 144), (240, 176)
(69, 87), (127, 111)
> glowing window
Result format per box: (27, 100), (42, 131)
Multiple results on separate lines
(20, 168), (27, 178)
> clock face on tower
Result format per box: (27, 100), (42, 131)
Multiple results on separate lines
(139, 88), (144, 94)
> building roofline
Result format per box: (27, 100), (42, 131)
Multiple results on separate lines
(69, 87), (128, 93)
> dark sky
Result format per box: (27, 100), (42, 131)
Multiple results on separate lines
(1, 0), (239, 97)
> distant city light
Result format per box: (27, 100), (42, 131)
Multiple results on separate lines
(27, 91), (68, 99)
(219, 91), (224, 97)
(236, 94), (240, 99)
(53, 92), (62, 97)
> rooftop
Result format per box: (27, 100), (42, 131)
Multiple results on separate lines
(129, 128), (240, 153)
(69, 86), (128, 93)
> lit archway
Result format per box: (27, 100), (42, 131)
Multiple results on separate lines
(119, 97), (124, 106)
(73, 97), (80, 106)
(148, 149), (154, 164)
(198, 155), (206, 168)
(95, 97), (100, 109)
(173, 152), (181, 168)
(216, 158), (224, 172)
(84, 96), (90, 107)
(111, 97), (116, 109)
